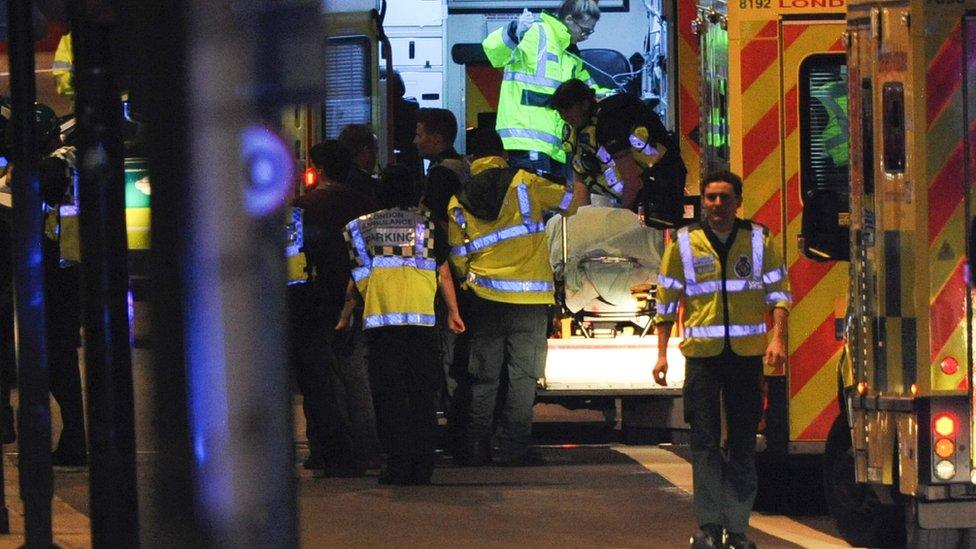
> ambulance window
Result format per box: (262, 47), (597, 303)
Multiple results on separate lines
(798, 53), (849, 262)
(861, 78), (874, 194)
(882, 82), (905, 173)
(324, 36), (373, 140)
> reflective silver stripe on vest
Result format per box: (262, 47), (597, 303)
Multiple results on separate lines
(628, 134), (659, 157)
(657, 274), (684, 291)
(452, 221), (547, 257)
(502, 70), (563, 90)
(52, 60), (72, 70)
(536, 25), (548, 77)
(750, 224), (764, 285)
(676, 228), (697, 284)
(684, 323), (767, 339)
(517, 184), (532, 223)
(348, 220), (372, 270)
(498, 128), (563, 147)
(371, 255), (437, 272)
(468, 272), (554, 293)
(414, 221), (427, 258)
(502, 27), (517, 50)
(558, 188), (574, 212)
(656, 300), (679, 316)
(451, 207), (467, 230)
(352, 266), (370, 282)
(686, 278), (766, 297)
(762, 266), (786, 285)
(364, 313), (437, 329)
(765, 291), (792, 305)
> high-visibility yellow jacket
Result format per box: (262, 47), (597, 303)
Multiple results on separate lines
(653, 220), (792, 357)
(52, 33), (74, 97)
(447, 156), (573, 305)
(483, 12), (606, 163)
(345, 207), (438, 329)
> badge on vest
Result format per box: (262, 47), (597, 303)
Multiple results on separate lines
(693, 256), (716, 275)
(734, 255), (752, 278)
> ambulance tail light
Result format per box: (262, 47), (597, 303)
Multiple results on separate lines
(934, 413), (956, 437)
(304, 167), (318, 190)
(928, 407), (967, 482)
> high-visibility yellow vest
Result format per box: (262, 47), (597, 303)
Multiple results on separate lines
(447, 156), (573, 305)
(52, 33), (74, 97)
(653, 221), (792, 357)
(43, 146), (80, 267)
(345, 207), (438, 328)
(483, 12), (607, 163)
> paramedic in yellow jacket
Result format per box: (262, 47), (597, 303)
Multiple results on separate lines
(652, 171), (790, 549)
(52, 32), (74, 97)
(482, 0), (606, 176)
(447, 128), (573, 466)
(342, 174), (464, 485)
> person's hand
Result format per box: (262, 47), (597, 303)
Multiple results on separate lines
(447, 311), (465, 334)
(653, 356), (669, 386)
(516, 8), (534, 39)
(764, 337), (787, 369)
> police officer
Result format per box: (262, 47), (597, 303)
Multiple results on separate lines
(550, 78), (687, 226)
(33, 104), (88, 466)
(652, 171), (791, 549)
(447, 128), (574, 466)
(341, 170), (464, 485)
(482, 0), (607, 175)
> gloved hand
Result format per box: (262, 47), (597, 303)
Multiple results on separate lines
(516, 8), (534, 39)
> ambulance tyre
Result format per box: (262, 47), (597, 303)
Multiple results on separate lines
(823, 414), (904, 548)
(904, 500), (963, 549)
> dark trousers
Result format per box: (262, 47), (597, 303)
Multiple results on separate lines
(683, 351), (763, 533)
(465, 295), (548, 460)
(288, 284), (355, 471)
(46, 263), (85, 456)
(365, 326), (439, 482)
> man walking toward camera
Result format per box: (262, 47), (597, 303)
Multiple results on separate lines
(652, 171), (791, 549)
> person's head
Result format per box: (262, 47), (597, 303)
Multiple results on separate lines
(700, 171), (743, 232)
(414, 108), (457, 159)
(338, 124), (378, 173)
(466, 127), (506, 160)
(309, 140), (353, 185)
(380, 163), (419, 209)
(558, 0), (600, 44)
(549, 79), (597, 130)
(381, 68), (406, 99)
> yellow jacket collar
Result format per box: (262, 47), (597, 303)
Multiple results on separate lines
(470, 155), (509, 176)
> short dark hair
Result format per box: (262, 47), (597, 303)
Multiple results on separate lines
(466, 127), (505, 159)
(309, 140), (352, 182)
(338, 124), (376, 153)
(380, 163), (419, 209)
(701, 170), (743, 198)
(558, 0), (600, 22)
(416, 108), (458, 146)
(549, 78), (596, 112)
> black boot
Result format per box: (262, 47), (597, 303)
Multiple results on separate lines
(690, 524), (723, 548)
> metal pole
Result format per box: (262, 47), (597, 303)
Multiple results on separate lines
(6, 0), (53, 545)
(126, 0), (201, 545)
(67, 1), (140, 545)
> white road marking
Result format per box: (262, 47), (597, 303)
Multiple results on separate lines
(615, 445), (851, 548)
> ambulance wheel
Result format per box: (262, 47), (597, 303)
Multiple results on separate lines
(823, 414), (903, 547)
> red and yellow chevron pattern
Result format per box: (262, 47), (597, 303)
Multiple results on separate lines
(677, 0), (702, 195)
(732, 16), (845, 441)
(925, 20), (971, 393)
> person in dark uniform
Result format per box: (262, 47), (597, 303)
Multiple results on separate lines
(550, 78), (687, 227)
(33, 103), (87, 466)
(381, 68), (423, 186)
(290, 140), (376, 476)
